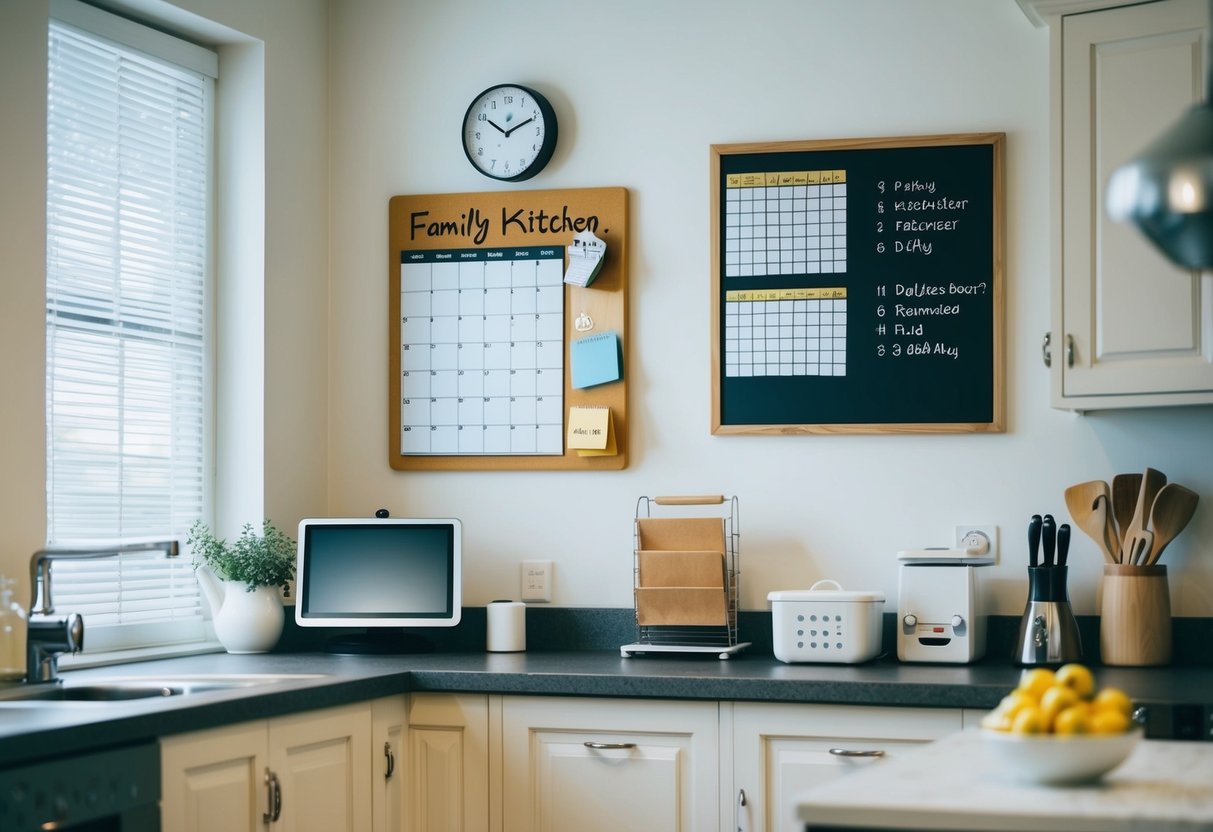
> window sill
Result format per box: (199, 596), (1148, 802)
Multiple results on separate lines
(58, 639), (225, 671)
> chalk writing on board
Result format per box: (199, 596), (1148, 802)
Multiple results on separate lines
(713, 134), (1004, 432)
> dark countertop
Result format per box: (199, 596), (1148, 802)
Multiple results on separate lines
(2, 649), (1211, 770)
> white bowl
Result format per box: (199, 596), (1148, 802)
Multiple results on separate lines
(980, 728), (1142, 785)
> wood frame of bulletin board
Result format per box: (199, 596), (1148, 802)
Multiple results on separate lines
(711, 133), (1005, 435)
(388, 187), (628, 470)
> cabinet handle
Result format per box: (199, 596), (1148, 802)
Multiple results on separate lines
(1042, 332), (1052, 367)
(583, 741), (637, 750)
(738, 787), (747, 807)
(384, 741), (396, 780)
(263, 768), (282, 823)
(1065, 333), (1075, 368)
(827, 748), (886, 758)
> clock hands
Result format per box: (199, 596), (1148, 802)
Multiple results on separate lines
(486, 116), (532, 138)
(502, 116), (535, 138)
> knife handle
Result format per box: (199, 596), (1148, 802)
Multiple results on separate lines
(1057, 523), (1070, 567)
(1042, 515), (1056, 567)
(1028, 514), (1042, 568)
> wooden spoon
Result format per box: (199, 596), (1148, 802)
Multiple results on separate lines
(1064, 480), (1115, 563)
(1111, 473), (1141, 550)
(1094, 493), (1120, 562)
(1147, 483), (1200, 565)
(1120, 468), (1166, 562)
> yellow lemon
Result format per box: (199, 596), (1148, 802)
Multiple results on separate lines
(1089, 709), (1131, 735)
(1092, 687), (1133, 718)
(997, 691), (1036, 720)
(980, 709), (1013, 732)
(1011, 706), (1046, 735)
(1039, 685), (1079, 729)
(1054, 663), (1096, 699)
(1016, 668), (1056, 702)
(1054, 705), (1090, 735)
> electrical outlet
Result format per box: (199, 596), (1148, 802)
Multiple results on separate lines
(954, 525), (998, 563)
(521, 560), (553, 603)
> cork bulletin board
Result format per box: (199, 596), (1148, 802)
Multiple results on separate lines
(711, 133), (1005, 434)
(388, 187), (628, 470)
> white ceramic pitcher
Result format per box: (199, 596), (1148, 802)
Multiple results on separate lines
(196, 565), (284, 654)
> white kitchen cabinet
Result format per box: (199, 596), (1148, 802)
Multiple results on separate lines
(499, 696), (719, 832)
(373, 695), (407, 832)
(161, 721), (268, 832)
(728, 702), (962, 832)
(1040, 0), (1213, 409)
(404, 692), (490, 832)
(161, 699), (388, 832)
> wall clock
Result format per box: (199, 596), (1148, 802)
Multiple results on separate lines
(462, 84), (558, 182)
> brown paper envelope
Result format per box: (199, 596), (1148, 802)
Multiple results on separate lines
(637, 550), (725, 588)
(636, 517), (726, 552)
(635, 587), (728, 626)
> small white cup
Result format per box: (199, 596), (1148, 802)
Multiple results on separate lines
(486, 600), (526, 652)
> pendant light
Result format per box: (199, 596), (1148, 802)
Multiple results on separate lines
(1105, 1), (1213, 268)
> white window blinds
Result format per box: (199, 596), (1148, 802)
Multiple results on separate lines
(45, 3), (216, 652)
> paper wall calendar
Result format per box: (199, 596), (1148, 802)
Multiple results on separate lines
(399, 246), (564, 455)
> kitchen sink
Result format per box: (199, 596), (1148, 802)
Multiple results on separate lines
(0, 673), (327, 704)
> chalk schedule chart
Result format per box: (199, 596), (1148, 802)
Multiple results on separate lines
(711, 134), (1005, 434)
(399, 246), (564, 456)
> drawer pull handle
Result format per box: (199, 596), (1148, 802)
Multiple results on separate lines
(263, 768), (282, 823)
(828, 748), (885, 758)
(584, 741), (637, 750)
(384, 741), (396, 780)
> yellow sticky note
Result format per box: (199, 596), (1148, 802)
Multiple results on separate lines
(567, 406), (616, 456)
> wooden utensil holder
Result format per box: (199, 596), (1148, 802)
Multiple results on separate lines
(1100, 565), (1171, 666)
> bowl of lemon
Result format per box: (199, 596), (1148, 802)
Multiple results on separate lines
(980, 663), (1142, 785)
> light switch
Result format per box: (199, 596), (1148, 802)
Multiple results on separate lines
(522, 560), (552, 603)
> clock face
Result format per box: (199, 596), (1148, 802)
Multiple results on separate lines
(462, 84), (558, 182)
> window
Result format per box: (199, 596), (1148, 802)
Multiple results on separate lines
(45, 0), (218, 654)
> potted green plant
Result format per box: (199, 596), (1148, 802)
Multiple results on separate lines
(187, 520), (296, 654)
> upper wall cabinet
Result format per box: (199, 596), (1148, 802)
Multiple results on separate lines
(1026, 0), (1213, 410)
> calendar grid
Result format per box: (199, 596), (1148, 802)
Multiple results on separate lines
(724, 169), (847, 278)
(400, 246), (564, 455)
(724, 288), (847, 378)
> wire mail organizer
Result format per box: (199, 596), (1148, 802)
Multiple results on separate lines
(621, 494), (749, 659)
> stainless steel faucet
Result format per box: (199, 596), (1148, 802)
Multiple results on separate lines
(30, 539), (180, 614)
(25, 540), (179, 683)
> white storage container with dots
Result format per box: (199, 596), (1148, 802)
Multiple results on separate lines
(768, 580), (884, 664)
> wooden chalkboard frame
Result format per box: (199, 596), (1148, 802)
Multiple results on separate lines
(710, 133), (1005, 435)
(389, 187), (628, 470)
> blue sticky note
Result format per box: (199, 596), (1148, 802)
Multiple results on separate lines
(571, 331), (622, 389)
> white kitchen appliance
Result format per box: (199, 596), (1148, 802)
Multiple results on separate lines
(897, 547), (992, 664)
(769, 580), (884, 664)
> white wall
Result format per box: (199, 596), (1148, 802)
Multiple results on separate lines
(327, 0), (1213, 616)
(3, 0), (1210, 622)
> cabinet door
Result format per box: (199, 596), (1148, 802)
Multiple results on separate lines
(269, 702), (373, 832)
(161, 722), (269, 832)
(1056, 0), (1213, 407)
(731, 703), (961, 832)
(405, 692), (490, 832)
(373, 696), (408, 832)
(501, 696), (718, 832)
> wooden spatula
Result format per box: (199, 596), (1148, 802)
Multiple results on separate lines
(1123, 528), (1154, 566)
(1063, 480), (1115, 563)
(1120, 467), (1166, 563)
(1147, 483), (1199, 565)
(1110, 473), (1141, 550)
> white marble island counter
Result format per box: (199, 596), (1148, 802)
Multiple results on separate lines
(798, 731), (1213, 832)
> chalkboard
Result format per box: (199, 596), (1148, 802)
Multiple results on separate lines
(710, 133), (1004, 434)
